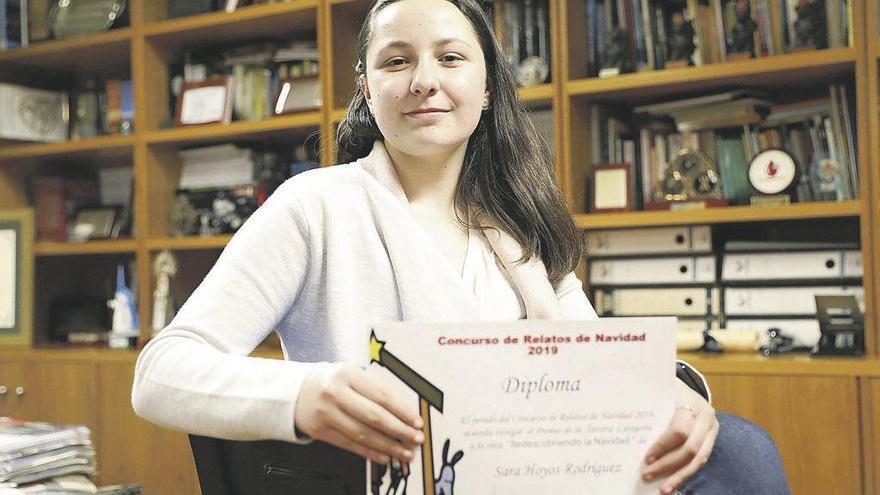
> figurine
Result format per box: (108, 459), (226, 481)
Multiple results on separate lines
(169, 193), (199, 237)
(107, 265), (139, 348)
(729, 0), (757, 56)
(600, 26), (632, 75)
(667, 10), (696, 65)
(793, 0), (827, 49)
(151, 250), (178, 334)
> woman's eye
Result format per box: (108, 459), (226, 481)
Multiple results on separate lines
(385, 58), (407, 67)
(440, 54), (464, 62)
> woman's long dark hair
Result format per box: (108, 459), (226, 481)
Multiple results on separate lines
(335, 0), (583, 283)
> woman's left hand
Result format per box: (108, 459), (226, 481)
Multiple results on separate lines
(641, 379), (719, 494)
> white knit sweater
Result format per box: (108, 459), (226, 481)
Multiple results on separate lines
(131, 140), (598, 444)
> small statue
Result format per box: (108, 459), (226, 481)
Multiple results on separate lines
(793, 0), (827, 49)
(667, 10), (696, 65)
(729, 0), (757, 56)
(600, 26), (632, 75)
(107, 265), (139, 348)
(151, 250), (178, 334)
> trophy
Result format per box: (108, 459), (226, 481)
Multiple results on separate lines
(793, 0), (827, 50)
(515, 0), (550, 87)
(152, 250), (178, 334)
(728, 0), (757, 59)
(107, 264), (139, 348)
(665, 10), (696, 68)
(649, 148), (726, 210)
(748, 149), (798, 205)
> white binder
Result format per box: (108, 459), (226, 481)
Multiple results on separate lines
(725, 319), (821, 348)
(594, 287), (719, 316)
(589, 256), (716, 285)
(721, 250), (863, 281)
(724, 286), (865, 316)
(586, 226), (712, 256)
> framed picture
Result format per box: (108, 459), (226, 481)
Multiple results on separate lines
(174, 76), (235, 126)
(68, 206), (120, 242)
(273, 76), (321, 116)
(590, 163), (633, 213)
(0, 209), (34, 347)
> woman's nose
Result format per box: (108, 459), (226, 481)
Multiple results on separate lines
(410, 60), (440, 97)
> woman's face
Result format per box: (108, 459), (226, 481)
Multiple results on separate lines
(359, 0), (488, 157)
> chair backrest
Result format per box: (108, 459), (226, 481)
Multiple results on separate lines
(188, 435), (365, 495)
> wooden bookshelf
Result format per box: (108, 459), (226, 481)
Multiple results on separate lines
(34, 239), (139, 257)
(0, 1), (877, 493)
(145, 235), (233, 251)
(573, 200), (864, 230)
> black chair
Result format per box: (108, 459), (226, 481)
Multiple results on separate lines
(188, 435), (365, 495)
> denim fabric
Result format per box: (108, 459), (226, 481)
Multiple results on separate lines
(677, 413), (791, 495)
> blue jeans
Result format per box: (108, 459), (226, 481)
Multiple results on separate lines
(678, 413), (791, 495)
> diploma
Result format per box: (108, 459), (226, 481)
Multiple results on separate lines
(367, 318), (676, 495)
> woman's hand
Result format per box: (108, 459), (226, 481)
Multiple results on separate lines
(642, 379), (719, 494)
(294, 363), (424, 465)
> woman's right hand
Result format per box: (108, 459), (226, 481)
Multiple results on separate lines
(294, 363), (425, 464)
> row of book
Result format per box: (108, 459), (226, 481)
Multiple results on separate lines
(167, 0), (291, 20)
(586, 225), (864, 350)
(586, 0), (851, 77)
(0, 418), (142, 494)
(589, 83), (858, 211)
(170, 41), (319, 125)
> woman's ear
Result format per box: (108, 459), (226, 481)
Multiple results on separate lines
(358, 74), (373, 112)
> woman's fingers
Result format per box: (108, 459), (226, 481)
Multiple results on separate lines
(347, 367), (425, 444)
(320, 426), (392, 465)
(643, 408), (694, 468)
(324, 402), (419, 462)
(660, 418), (719, 494)
(642, 409), (713, 480)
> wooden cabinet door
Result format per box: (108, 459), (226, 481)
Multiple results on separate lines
(96, 363), (201, 495)
(0, 360), (25, 417)
(864, 379), (880, 495)
(16, 362), (98, 433)
(706, 374), (861, 495)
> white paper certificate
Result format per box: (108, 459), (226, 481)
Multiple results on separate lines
(0, 229), (16, 330)
(367, 318), (676, 495)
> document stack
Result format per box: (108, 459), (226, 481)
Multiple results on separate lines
(721, 241), (864, 350)
(587, 225), (718, 335)
(0, 418), (96, 492)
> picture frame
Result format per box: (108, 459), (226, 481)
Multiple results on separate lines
(590, 163), (633, 213)
(273, 76), (321, 116)
(174, 76), (235, 126)
(68, 206), (120, 242)
(0, 209), (34, 347)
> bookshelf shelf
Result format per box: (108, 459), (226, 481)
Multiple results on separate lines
(34, 239), (138, 256)
(573, 200), (863, 230)
(0, 135), (136, 161)
(145, 235), (233, 251)
(517, 83), (554, 103)
(567, 48), (856, 101)
(143, 112), (322, 145)
(331, 108), (348, 123)
(143, 1), (318, 45)
(0, 28), (132, 72)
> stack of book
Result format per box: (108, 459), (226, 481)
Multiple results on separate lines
(587, 226), (719, 334)
(0, 418), (96, 489)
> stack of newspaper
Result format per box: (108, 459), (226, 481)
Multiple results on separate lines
(0, 418), (96, 492)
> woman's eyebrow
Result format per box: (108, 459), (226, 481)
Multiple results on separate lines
(376, 37), (473, 55)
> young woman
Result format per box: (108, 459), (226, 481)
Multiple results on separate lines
(133, 0), (790, 493)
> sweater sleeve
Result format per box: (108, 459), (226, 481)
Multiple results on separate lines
(132, 179), (327, 443)
(553, 271), (599, 320)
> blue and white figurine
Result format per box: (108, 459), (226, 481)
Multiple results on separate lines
(107, 264), (140, 348)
